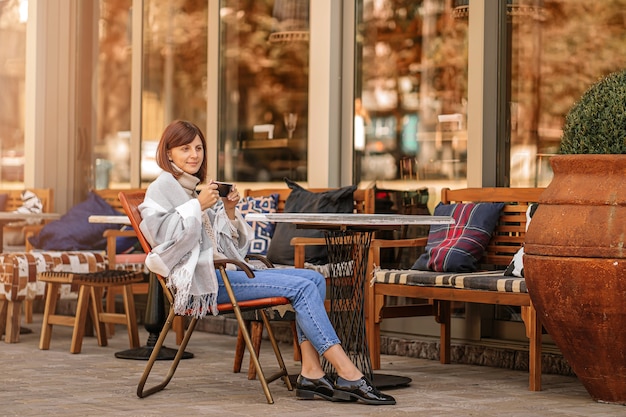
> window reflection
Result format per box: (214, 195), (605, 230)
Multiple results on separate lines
(0, 0), (27, 186)
(95, 0), (132, 188)
(141, 0), (208, 184)
(354, 0), (468, 184)
(509, 0), (626, 187)
(218, 0), (309, 182)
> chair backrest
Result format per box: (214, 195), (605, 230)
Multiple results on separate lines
(118, 191), (152, 255)
(1, 188), (54, 213)
(96, 188), (145, 212)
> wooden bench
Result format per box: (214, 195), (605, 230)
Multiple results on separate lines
(366, 187), (545, 391)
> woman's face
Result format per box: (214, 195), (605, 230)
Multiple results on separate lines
(167, 135), (204, 175)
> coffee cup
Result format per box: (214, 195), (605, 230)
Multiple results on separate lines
(214, 181), (232, 197)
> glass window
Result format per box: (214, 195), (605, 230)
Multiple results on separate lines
(508, 0), (626, 187)
(499, 0), (626, 328)
(141, 0), (208, 185)
(218, 0), (309, 182)
(95, 0), (132, 189)
(354, 0), (469, 185)
(0, 0), (27, 187)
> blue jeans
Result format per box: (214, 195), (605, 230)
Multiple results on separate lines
(216, 268), (340, 355)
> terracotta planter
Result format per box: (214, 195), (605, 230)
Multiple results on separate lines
(524, 154), (626, 405)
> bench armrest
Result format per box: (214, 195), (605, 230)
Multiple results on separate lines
(290, 236), (356, 268)
(290, 236), (326, 268)
(23, 224), (45, 252)
(370, 237), (428, 267)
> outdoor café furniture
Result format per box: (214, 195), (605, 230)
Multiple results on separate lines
(38, 269), (143, 353)
(0, 212), (61, 253)
(233, 186), (375, 379)
(118, 191), (293, 404)
(89, 211), (185, 352)
(0, 251), (107, 343)
(245, 211), (454, 388)
(0, 188), (56, 253)
(366, 187), (546, 391)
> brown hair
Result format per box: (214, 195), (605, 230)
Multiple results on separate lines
(155, 120), (207, 181)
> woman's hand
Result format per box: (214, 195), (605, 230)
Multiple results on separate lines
(221, 183), (240, 219)
(198, 181), (240, 219)
(197, 183), (220, 211)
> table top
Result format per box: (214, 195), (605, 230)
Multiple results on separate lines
(90, 213), (454, 228)
(245, 212), (454, 228)
(0, 212), (61, 221)
(88, 215), (131, 225)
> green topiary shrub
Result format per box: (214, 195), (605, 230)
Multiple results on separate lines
(559, 69), (626, 154)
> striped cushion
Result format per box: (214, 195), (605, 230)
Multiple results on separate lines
(373, 269), (527, 293)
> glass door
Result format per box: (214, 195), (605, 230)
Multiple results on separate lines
(0, 0), (28, 187)
(217, 0), (310, 182)
(354, 0), (469, 186)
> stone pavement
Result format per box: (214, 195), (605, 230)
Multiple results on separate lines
(1, 314), (623, 417)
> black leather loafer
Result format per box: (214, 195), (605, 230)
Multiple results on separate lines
(295, 374), (353, 402)
(333, 376), (396, 405)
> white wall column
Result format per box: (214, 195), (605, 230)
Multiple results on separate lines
(466, 0), (501, 187)
(308, 0), (343, 187)
(25, 0), (88, 213)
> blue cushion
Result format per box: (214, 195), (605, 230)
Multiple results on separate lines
(237, 194), (279, 256)
(28, 192), (122, 251)
(412, 202), (504, 272)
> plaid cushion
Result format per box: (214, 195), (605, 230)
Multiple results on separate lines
(412, 202), (504, 272)
(237, 194), (279, 255)
(374, 269), (527, 293)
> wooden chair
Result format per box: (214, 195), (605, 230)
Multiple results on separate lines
(97, 188), (181, 345)
(118, 191), (293, 404)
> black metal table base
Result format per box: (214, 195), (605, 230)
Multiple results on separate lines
(115, 331), (193, 360)
(321, 229), (411, 390)
(371, 373), (412, 389)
